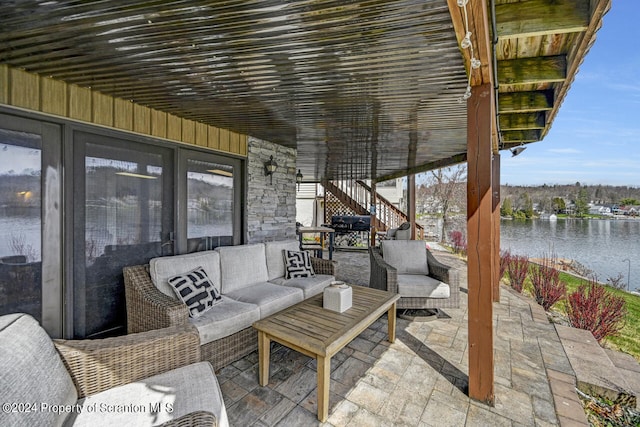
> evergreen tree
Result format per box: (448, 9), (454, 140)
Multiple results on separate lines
(575, 188), (589, 217)
(501, 197), (513, 217)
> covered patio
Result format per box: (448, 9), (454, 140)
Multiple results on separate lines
(0, 0), (611, 423)
(220, 249), (585, 426)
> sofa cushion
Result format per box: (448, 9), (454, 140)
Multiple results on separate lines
(216, 244), (269, 293)
(381, 240), (429, 275)
(189, 296), (261, 345)
(149, 251), (220, 299)
(226, 283), (303, 318)
(269, 274), (334, 298)
(283, 250), (315, 279)
(69, 362), (228, 427)
(168, 266), (222, 318)
(397, 274), (450, 298)
(0, 313), (77, 427)
(264, 240), (301, 280)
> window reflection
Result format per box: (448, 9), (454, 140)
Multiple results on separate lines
(0, 130), (42, 320)
(187, 160), (233, 252)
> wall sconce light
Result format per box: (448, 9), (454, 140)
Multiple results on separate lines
(264, 155), (278, 184)
(296, 169), (303, 191)
(510, 145), (527, 157)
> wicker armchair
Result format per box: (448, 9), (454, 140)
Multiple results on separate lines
(124, 256), (335, 370)
(1, 313), (224, 427)
(369, 243), (460, 310)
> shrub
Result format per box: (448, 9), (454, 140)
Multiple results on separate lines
(566, 279), (627, 343)
(499, 249), (510, 281)
(448, 230), (467, 255)
(506, 255), (529, 293)
(529, 255), (566, 310)
(606, 273), (626, 290)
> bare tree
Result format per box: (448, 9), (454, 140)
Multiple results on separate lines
(421, 164), (467, 243)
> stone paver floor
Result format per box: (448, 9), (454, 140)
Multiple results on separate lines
(219, 249), (583, 426)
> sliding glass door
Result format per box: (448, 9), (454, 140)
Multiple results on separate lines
(73, 132), (174, 338)
(1, 110), (245, 339)
(72, 134), (243, 338)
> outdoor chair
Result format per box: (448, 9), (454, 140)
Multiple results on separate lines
(369, 240), (460, 311)
(384, 222), (412, 240)
(1, 313), (227, 426)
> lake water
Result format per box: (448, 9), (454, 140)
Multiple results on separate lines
(500, 218), (640, 291)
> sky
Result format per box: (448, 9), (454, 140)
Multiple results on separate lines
(500, 1), (640, 187)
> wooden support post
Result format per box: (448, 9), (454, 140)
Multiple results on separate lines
(492, 153), (501, 302)
(407, 174), (416, 240)
(467, 83), (495, 405)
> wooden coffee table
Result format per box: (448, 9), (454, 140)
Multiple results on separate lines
(252, 285), (400, 422)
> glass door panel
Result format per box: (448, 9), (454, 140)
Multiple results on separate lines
(177, 150), (242, 254)
(186, 159), (235, 252)
(0, 130), (42, 321)
(75, 135), (172, 337)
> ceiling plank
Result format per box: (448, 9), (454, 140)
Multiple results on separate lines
(501, 129), (541, 143)
(498, 55), (566, 85)
(499, 112), (546, 130)
(498, 90), (553, 113)
(496, 0), (590, 39)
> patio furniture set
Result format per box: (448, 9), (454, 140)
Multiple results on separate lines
(1, 239), (458, 425)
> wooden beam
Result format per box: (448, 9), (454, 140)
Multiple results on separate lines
(374, 153), (467, 183)
(498, 55), (566, 85)
(467, 82), (494, 405)
(407, 174), (416, 240)
(496, 0), (590, 39)
(499, 112), (546, 130)
(492, 153), (501, 303)
(498, 90), (554, 113)
(446, 0), (493, 86)
(501, 129), (541, 143)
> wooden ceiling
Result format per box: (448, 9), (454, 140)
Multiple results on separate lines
(0, 0), (610, 181)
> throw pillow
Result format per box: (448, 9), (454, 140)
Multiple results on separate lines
(283, 250), (315, 279)
(168, 266), (221, 318)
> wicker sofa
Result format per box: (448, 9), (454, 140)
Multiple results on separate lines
(369, 240), (460, 310)
(0, 313), (227, 427)
(124, 240), (335, 370)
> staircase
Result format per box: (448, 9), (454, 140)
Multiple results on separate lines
(322, 180), (424, 239)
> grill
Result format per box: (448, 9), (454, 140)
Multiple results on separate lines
(331, 215), (371, 234)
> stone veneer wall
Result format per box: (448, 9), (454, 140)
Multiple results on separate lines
(246, 137), (297, 243)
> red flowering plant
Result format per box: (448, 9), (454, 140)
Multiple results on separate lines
(529, 254), (566, 310)
(566, 278), (627, 343)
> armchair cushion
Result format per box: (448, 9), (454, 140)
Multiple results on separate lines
(1, 313), (77, 427)
(397, 274), (450, 298)
(168, 266), (222, 318)
(381, 240), (429, 275)
(150, 251), (220, 299)
(69, 362), (226, 427)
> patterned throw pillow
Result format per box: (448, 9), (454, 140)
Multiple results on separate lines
(283, 250), (315, 279)
(168, 266), (221, 318)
